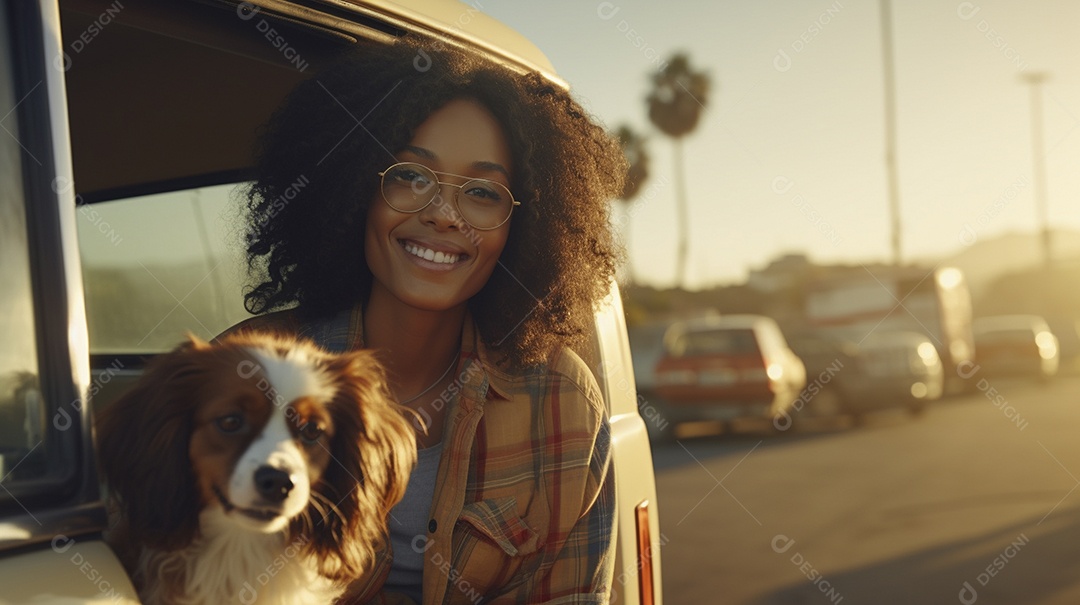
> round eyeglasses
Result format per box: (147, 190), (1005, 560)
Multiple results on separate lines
(378, 162), (519, 230)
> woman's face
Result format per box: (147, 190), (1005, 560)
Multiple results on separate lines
(365, 98), (513, 312)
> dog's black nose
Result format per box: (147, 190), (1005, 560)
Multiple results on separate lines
(254, 466), (294, 502)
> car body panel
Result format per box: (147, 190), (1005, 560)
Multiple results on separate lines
(0, 539), (140, 604)
(578, 289), (663, 604)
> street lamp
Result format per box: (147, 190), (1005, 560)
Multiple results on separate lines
(880, 0), (902, 266)
(1021, 71), (1051, 268)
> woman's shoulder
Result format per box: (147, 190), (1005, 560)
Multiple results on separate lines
(546, 346), (599, 391)
(506, 345), (607, 421)
(216, 309), (302, 340)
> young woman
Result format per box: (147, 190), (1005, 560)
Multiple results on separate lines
(228, 40), (625, 604)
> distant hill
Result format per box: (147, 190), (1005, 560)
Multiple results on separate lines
(927, 229), (1080, 299)
(623, 230), (1080, 329)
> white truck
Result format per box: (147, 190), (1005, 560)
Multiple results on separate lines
(805, 266), (975, 394)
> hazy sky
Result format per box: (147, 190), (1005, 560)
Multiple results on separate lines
(484, 0), (1080, 288)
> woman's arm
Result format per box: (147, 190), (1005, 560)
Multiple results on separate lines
(486, 357), (618, 604)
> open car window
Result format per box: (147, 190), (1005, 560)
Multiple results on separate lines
(76, 184), (251, 354)
(0, 13), (46, 491)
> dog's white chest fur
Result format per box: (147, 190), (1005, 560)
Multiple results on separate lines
(137, 509), (340, 605)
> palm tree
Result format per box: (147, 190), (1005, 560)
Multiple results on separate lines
(647, 54), (709, 288)
(616, 124), (649, 201)
(614, 125), (650, 285)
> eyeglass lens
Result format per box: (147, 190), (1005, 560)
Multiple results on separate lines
(381, 163), (513, 229)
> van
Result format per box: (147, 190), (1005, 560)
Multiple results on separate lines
(0, 2), (661, 602)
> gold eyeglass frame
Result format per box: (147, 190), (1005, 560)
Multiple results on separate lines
(378, 162), (520, 231)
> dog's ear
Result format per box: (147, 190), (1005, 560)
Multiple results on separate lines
(307, 348), (417, 579)
(95, 341), (205, 550)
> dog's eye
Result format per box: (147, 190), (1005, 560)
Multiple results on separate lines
(215, 414), (245, 433)
(298, 421), (324, 444)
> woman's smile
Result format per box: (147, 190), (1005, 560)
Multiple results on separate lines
(399, 238), (469, 269)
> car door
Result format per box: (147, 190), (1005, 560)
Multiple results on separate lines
(0, 1), (139, 602)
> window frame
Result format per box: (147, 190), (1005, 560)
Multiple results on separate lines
(0, 0), (105, 553)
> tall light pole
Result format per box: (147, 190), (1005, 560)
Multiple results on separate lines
(880, 0), (902, 266)
(1021, 71), (1052, 268)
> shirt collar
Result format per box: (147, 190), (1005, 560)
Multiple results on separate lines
(461, 312), (513, 401)
(347, 304), (513, 402)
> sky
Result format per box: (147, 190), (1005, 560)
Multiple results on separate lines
(483, 0), (1080, 289)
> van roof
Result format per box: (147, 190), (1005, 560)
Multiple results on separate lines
(62, 0), (563, 202)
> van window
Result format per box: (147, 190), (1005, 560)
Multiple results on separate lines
(0, 7), (47, 491)
(77, 185), (251, 353)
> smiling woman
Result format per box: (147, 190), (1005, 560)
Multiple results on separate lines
(225, 39), (628, 604)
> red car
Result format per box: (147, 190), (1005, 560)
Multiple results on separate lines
(652, 315), (806, 435)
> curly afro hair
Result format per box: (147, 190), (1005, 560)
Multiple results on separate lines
(243, 39), (625, 368)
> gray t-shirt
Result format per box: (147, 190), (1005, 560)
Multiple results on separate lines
(383, 441), (443, 603)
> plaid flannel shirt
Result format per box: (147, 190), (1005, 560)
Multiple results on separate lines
(229, 305), (616, 604)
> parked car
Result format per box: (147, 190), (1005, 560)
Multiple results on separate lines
(787, 329), (944, 423)
(0, 2), (661, 603)
(785, 331), (863, 418)
(973, 315), (1060, 381)
(652, 314), (806, 433)
(855, 331), (945, 414)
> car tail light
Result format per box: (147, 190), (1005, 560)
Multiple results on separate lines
(766, 363), (784, 380)
(1036, 332), (1058, 359)
(635, 500), (656, 605)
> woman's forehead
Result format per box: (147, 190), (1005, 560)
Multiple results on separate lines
(399, 99), (512, 178)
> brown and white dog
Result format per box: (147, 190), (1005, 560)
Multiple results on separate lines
(95, 333), (416, 605)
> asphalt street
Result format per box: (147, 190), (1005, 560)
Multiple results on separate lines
(652, 373), (1080, 605)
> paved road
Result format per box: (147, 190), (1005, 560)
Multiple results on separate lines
(651, 373), (1080, 605)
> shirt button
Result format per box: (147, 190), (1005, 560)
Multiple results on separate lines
(428, 519), (438, 533)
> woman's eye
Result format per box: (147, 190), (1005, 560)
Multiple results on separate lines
(464, 183), (504, 203)
(299, 421), (324, 443)
(392, 169), (431, 187)
(215, 414), (245, 433)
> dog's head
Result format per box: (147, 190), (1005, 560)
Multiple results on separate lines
(96, 333), (416, 578)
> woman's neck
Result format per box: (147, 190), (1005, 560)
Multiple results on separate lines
(362, 286), (465, 406)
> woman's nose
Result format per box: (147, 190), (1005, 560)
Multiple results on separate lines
(418, 185), (465, 230)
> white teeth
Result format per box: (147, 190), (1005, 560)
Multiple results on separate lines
(404, 243), (460, 264)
